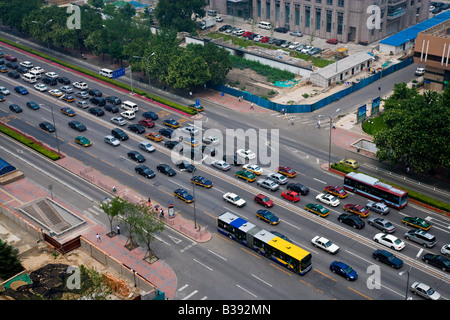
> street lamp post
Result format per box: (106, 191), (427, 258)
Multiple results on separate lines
(399, 248), (423, 300)
(319, 108), (339, 171)
(32, 19), (53, 56)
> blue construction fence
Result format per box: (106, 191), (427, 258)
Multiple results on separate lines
(211, 57), (414, 113)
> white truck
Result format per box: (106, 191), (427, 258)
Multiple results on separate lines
(200, 19), (216, 30)
(256, 179), (279, 191)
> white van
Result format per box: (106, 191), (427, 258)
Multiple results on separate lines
(22, 73), (37, 83)
(29, 69), (42, 79)
(121, 100), (138, 112)
(258, 21), (272, 30)
(120, 110), (136, 120)
(99, 68), (114, 78)
(207, 10), (217, 17)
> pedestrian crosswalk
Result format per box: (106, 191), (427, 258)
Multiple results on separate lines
(177, 283), (207, 300)
(270, 112), (331, 128)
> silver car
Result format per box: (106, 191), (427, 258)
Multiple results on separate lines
(404, 229), (436, 248)
(104, 135), (120, 147)
(267, 173), (288, 185)
(367, 217), (396, 233)
(111, 116), (127, 126)
(211, 160), (230, 171)
(60, 86), (73, 93)
(138, 141), (156, 153)
(410, 282), (441, 300)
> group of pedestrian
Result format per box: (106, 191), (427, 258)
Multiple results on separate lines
(287, 117), (295, 126)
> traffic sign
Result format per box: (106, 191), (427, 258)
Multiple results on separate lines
(112, 68), (126, 79)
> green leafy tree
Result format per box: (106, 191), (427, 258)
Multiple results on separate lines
(0, 241), (24, 280)
(166, 51), (211, 90)
(99, 196), (127, 236)
(0, 0), (43, 31)
(134, 203), (165, 262)
(373, 83), (450, 173)
(155, 0), (206, 32)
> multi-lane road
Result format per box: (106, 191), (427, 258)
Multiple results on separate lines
(0, 45), (449, 301)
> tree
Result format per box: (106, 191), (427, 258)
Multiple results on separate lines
(134, 203), (165, 263)
(166, 51), (211, 90)
(0, 241), (23, 280)
(99, 196), (127, 236)
(373, 83), (450, 173)
(155, 0), (206, 32)
(0, 0), (43, 31)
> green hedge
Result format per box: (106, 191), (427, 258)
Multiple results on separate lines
(0, 123), (61, 160)
(330, 163), (450, 213)
(0, 37), (197, 116)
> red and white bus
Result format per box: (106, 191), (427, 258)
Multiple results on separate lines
(343, 172), (408, 209)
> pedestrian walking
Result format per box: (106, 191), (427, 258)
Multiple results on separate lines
(148, 197), (152, 207)
(238, 96), (241, 102)
(116, 225), (120, 235)
(250, 102), (254, 109)
(159, 208), (165, 219)
(189, 91), (193, 99)
(317, 120), (321, 129)
(96, 233), (101, 242)
(291, 117), (295, 126)
(332, 122), (336, 129)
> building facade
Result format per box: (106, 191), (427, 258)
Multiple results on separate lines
(414, 18), (450, 92)
(208, 0), (431, 44)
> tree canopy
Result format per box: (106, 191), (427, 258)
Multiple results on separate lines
(155, 0), (206, 33)
(373, 83), (450, 173)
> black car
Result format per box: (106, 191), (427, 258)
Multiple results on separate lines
(165, 140), (182, 151)
(372, 249), (403, 269)
(422, 254), (450, 272)
(105, 96), (121, 105)
(128, 123), (145, 134)
(159, 128), (174, 139)
(143, 111), (158, 120)
(156, 164), (176, 176)
(338, 213), (365, 229)
(26, 101), (40, 110)
(58, 77), (71, 84)
(68, 120), (86, 132)
(127, 150), (145, 163)
(219, 24), (232, 32)
(6, 62), (18, 69)
(7, 70), (19, 79)
(135, 164), (155, 179)
(175, 160), (196, 172)
(88, 107), (104, 116)
(39, 121), (55, 132)
(274, 27), (288, 33)
(42, 77), (57, 86)
(89, 97), (106, 106)
(287, 183), (310, 196)
(105, 105), (119, 113)
(9, 104), (22, 113)
(16, 66), (28, 74)
(111, 128), (128, 141)
(88, 88), (102, 97)
(202, 145), (216, 156)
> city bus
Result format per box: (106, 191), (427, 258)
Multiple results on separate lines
(217, 212), (312, 275)
(343, 172), (408, 209)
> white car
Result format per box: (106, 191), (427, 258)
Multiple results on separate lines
(31, 66), (44, 73)
(215, 16), (223, 22)
(311, 236), (339, 254)
(138, 141), (156, 153)
(266, 173), (287, 185)
(0, 86), (10, 95)
(48, 89), (63, 97)
(316, 193), (340, 207)
(415, 67), (425, 76)
(288, 42), (300, 49)
(211, 160), (230, 171)
(104, 135), (120, 147)
(441, 244), (450, 257)
(20, 61), (34, 68)
(410, 282), (441, 300)
(223, 192), (246, 207)
(301, 45), (312, 53)
(202, 135), (220, 145)
(34, 83), (48, 92)
(60, 85), (73, 93)
(236, 149), (256, 160)
(45, 72), (59, 78)
(243, 164), (263, 175)
(73, 81), (88, 90)
(253, 35), (262, 42)
(120, 110), (135, 120)
(180, 126), (199, 136)
(111, 117), (127, 126)
(373, 233), (405, 251)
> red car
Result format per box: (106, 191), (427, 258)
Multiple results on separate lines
(281, 190), (300, 203)
(326, 38), (339, 44)
(260, 36), (269, 43)
(277, 166), (297, 178)
(254, 194), (274, 208)
(138, 119), (155, 128)
(324, 185), (348, 198)
(344, 204), (369, 218)
(5, 55), (17, 62)
(242, 31), (254, 38)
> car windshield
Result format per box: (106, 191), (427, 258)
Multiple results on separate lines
(394, 239), (403, 245)
(344, 266), (353, 274)
(324, 241), (332, 248)
(233, 196), (241, 201)
(262, 197), (269, 202)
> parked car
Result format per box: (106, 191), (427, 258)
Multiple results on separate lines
(290, 30), (303, 37)
(326, 38), (339, 44)
(274, 26), (288, 33)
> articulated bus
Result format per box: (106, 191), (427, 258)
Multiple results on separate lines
(217, 212), (312, 275)
(343, 172), (408, 209)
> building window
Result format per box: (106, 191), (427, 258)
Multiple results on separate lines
(305, 6), (311, 28)
(326, 10), (332, 33)
(316, 8), (321, 30)
(338, 0), (344, 7)
(337, 11), (343, 34)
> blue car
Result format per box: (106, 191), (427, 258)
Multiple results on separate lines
(330, 261), (358, 281)
(14, 86), (28, 95)
(162, 118), (179, 128)
(143, 111), (158, 120)
(159, 128), (174, 139)
(174, 188), (194, 203)
(256, 209), (280, 225)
